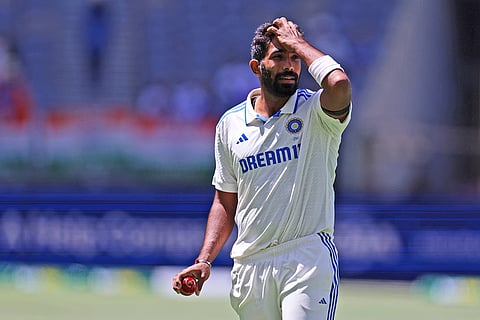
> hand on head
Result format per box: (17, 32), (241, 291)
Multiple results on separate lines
(266, 17), (304, 51)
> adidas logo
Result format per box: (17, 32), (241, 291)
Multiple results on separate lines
(236, 133), (249, 144)
(319, 298), (327, 305)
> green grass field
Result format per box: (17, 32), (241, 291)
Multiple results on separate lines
(0, 280), (478, 320)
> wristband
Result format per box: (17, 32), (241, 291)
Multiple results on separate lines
(195, 259), (212, 268)
(308, 55), (344, 87)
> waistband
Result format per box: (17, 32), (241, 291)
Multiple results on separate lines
(233, 232), (333, 264)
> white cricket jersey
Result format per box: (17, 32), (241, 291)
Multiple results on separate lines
(212, 88), (351, 259)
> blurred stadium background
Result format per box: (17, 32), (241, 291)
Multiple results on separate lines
(0, 0), (479, 319)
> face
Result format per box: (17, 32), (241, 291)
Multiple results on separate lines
(259, 43), (301, 97)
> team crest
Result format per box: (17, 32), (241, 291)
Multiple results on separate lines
(286, 118), (303, 134)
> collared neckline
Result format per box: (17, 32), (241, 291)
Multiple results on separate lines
(245, 88), (298, 125)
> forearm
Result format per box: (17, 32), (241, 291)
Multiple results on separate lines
(317, 65), (351, 116)
(303, 45), (350, 115)
(268, 17), (350, 108)
(289, 39), (326, 68)
(196, 190), (236, 263)
(296, 41), (351, 117)
(172, 190), (236, 296)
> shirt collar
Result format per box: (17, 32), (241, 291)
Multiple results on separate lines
(245, 88), (298, 125)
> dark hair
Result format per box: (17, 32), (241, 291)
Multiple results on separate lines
(250, 20), (305, 61)
(250, 22), (274, 61)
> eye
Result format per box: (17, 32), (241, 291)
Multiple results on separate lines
(291, 54), (300, 61)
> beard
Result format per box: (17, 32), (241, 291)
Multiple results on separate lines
(260, 64), (299, 97)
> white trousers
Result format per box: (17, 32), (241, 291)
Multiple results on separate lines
(230, 233), (339, 320)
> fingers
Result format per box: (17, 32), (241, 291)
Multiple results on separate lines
(271, 17), (299, 31)
(172, 264), (211, 296)
(172, 274), (182, 294)
(267, 17), (285, 35)
(272, 16), (288, 28)
(267, 17), (302, 43)
(195, 264), (210, 295)
(194, 278), (208, 296)
(288, 21), (300, 35)
(172, 272), (196, 295)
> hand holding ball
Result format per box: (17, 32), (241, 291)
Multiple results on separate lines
(180, 276), (197, 296)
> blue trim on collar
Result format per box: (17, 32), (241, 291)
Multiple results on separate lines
(256, 114), (268, 123)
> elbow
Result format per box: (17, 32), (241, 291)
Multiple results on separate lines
(326, 71), (352, 106)
(329, 71), (351, 93)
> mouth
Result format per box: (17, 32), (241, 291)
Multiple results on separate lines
(279, 76), (296, 80)
(277, 72), (298, 83)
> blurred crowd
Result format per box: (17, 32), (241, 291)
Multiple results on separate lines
(0, 0), (395, 122)
(0, 0), (478, 194)
(0, 35), (34, 127)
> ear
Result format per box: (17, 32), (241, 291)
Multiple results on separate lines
(249, 59), (261, 76)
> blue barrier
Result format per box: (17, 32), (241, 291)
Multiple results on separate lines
(0, 191), (479, 279)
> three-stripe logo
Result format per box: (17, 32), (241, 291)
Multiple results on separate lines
(236, 133), (248, 144)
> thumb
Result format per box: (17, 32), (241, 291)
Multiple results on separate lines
(195, 280), (204, 296)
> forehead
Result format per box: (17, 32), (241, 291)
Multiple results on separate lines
(266, 41), (285, 55)
(265, 40), (299, 57)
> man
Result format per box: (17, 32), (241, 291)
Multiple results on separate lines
(173, 17), (351, 320)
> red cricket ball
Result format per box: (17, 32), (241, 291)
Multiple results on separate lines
(180, 276), (197, 296)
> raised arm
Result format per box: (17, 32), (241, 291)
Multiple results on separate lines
(267, 17), (351, 121)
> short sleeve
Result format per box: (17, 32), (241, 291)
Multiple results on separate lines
(314, 90), (352, 136)
(211, 122), (238, 193)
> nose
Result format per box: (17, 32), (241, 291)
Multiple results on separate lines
(284, 62), (294, 71)
(284, 57), (295, 71)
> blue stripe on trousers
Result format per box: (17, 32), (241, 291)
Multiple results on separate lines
(318, 233), (339, 320)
